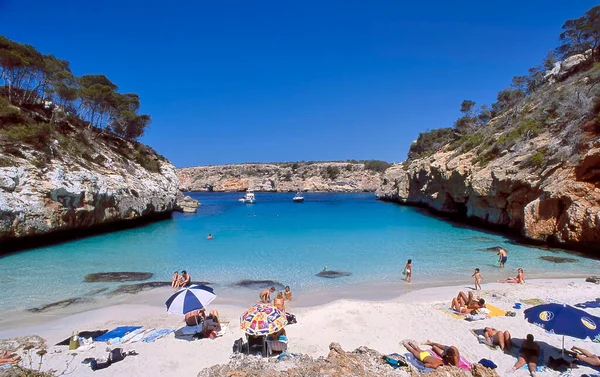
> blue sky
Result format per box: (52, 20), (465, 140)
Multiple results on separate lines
(1, 1), (597, 167)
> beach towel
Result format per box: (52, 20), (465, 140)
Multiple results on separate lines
(56, 330), (108, 346)
(521, 298), (546, 306)
(437, 307), (464, 320)
(94, 326), (142, 342)
(470, 329), (499, 350)
(403, 352), (435, 374)
(513, 346), (545, 372)
(141, 328), (174, 343)
(123, 328), (153, 344)
(438, 304), (506, 320)
(575, 299), (600, 309)
(116, 328), (146, 344)
(485, 304), (507, 317)
(430, 348), (473, 370)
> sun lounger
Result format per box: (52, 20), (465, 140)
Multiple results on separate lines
(246, 335), (267, 357)
(266, 337), (287, 356)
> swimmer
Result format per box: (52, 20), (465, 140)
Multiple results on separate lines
(207, 233), (213, 240)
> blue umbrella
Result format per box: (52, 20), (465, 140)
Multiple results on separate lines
(524, 303), (600, 355)
(165, 284), (216, 315)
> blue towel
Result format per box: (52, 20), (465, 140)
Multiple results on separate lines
(94, 326), (142, 342)
(575, 299), (600, 309)
(404, 352), (434, 373)
(142, 328), (174, 343)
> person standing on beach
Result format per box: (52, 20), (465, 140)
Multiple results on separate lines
(472, 268), (483, 290)
(259, 287), (275, 303)
(496, 247), (508, 268)
(403, 259), (412, 283)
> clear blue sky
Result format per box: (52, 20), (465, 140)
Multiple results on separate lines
(1, 1), (596, 167)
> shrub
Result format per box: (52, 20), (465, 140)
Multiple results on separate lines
(135, 153), (161, 173)
(0, 96), (28, 126)
(408, 127), (455, 159)
(281, 172), (292, 181)
(0, 123), (54, 150)
(0, 156), (14, 167)
(526, 148), (547, 169)
(363, 160), (391, 172)
(323, 166), (340, 180)
(497, 119), (545, 148)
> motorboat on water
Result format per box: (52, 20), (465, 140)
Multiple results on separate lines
(292, 192), (304, 202)
(239, 191), (256, 204)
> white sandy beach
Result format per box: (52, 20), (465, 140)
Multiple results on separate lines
(1, 278), (600, 376)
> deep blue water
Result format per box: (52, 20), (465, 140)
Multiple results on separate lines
(0, 192), (598, 311)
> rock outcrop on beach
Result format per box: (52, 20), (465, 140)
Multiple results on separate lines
(377, 59), (600, 254)
(197, 342), (499, 377)
(0, 122), (179, 251)
(177, 161), (387, 192)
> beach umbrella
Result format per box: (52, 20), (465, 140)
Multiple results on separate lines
(240, 304), (287, 336)
(165, 284), (216, 315)
(524, 303), (600, 355)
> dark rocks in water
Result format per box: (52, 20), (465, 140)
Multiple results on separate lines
(27, 297), (93, 313)
(84, 272), (153, 282)
(540, 256), (578, 263)
(233, 280), (285, 290)
(586, 276), (600, 284)
(107, 281), (212, 295)
(316, 270), (352, 278)
(468, 236), (498, 242)
(84, 288), (109, 296)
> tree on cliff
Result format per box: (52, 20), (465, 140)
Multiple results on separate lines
(557, 5), (600, 60)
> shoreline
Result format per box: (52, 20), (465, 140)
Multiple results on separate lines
(1, 277), (600, 376)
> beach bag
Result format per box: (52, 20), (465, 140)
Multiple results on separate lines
(384, 353), (407, 369)
(286, 313), (297, 324)
(109, 348), (125, 363)
(478, 358), (497, 369)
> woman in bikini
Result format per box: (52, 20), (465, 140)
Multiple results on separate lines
(402, 341), (444, 369)
(273, 292), (285, 312)
(284, 286), (293, 301)
(499, 268), (525, 284)
(484, 327), (512, 350)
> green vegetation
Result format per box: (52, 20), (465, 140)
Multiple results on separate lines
(526, 148), (547, 169)
(363, 160), (390, 172)
(0, 122), (54, 149)
(322, 166), (340, 180)
(496, 119), (545, 147)
(408, 127), (455, 159)
(0, 36), (150, 139)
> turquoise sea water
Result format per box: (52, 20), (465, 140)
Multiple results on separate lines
(1, 192), (599, 312)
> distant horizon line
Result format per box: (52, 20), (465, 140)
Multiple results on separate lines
(176, 158), (398, 169)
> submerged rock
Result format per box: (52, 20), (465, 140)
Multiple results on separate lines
(477, 246), (501, 252)
(233, 280), (285, 290)
(198, 342), (496, 377)
(585, 276), (600, 284)
(84, 272), (153, 282)
(27, 297), (92, 313)
(316, 270), (352, 278)
(84, 287), (109, 296)
(539, 256), (578, 263)
(108, 281), (212, 295)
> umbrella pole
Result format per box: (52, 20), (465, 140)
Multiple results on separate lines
(562, 335), (564, 358)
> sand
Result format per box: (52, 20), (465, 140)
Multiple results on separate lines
(1, 278), (599, 376)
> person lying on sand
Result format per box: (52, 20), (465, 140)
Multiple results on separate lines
(511, 334), (540, 376)
(499, 268), (525, 284)
(202, 310), (222, 337)
(259, 287), (276, 303)
(0, 351), (21, 366)
(402, 341), (443, 369)
(569, 346), (600, 367)
(185, 308), (206, 326)
(484, 327), (512, 351)
(424, 340), (460, 367)
(451, 291), (485, 314)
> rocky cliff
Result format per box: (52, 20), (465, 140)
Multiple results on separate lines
(0, 119), (179, 251)
(177, 162), (384, 192)
(377, 61), (600, 253)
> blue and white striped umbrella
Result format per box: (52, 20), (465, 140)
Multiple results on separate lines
(165, 285), (216, 314)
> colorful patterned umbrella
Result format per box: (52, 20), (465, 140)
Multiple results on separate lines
(240, 304), (287, 336)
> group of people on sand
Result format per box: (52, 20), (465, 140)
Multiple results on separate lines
(171, 270), (192, 288)
(184, 308), (222, 338)
(259, 286), (293, 311)
(450, 291), (487, 314)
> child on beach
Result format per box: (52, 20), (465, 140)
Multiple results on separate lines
(472, 268), (483, 290)
(403, 259), (412, 283)
(284, 286), (293, 301)
(171, 271), (180, 288)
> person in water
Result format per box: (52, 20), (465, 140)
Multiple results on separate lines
(180, 270), (191, 287)
(496, 247), (508, 268)
(499, 268), (525, 284)
(273, 292), (285, 311)
(259, 287), (276, 303)
(402, 341), (443, 369)
(403, 259), (412, 283)
(171, 271), (180, 288)
(284, 286), (293, 301)
(207, 233), (213, 240)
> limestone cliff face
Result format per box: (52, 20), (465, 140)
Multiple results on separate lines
(0, 131), (179, 246)
(178, 162), (382, 192)
(377, 67), (600, 253)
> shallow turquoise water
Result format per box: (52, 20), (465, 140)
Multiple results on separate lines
(0, 192), (598, 311)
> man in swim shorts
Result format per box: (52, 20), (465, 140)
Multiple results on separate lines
(402, 341), (443, 369)
(497, 247), (508, 268)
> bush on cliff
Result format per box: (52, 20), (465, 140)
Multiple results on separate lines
(408, 127), (455, 159)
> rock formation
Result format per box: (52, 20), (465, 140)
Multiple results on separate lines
(197, 342), (499, 377)
(174, 192), (200, 213)
(377, 62), (600, 254)
(0, 123), (179, 252)
(177, 162), (384, 192)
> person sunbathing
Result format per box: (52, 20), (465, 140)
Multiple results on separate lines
(402, 340), (444, 369)
(484, 327), (512, 351)
(569, 346), (600, 367)
(451, 293), (485, 314)
(184, 308), (206, 326)
(511, 334), (540, 376)
(499, 268), (525, 284)
(202, 310), (222, 337)
(0, 351), (21, 366)
(424, 340), (460, 367)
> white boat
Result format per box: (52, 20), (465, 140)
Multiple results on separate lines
(292, 192), (304, 202)
(239, 191), (256, 204)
